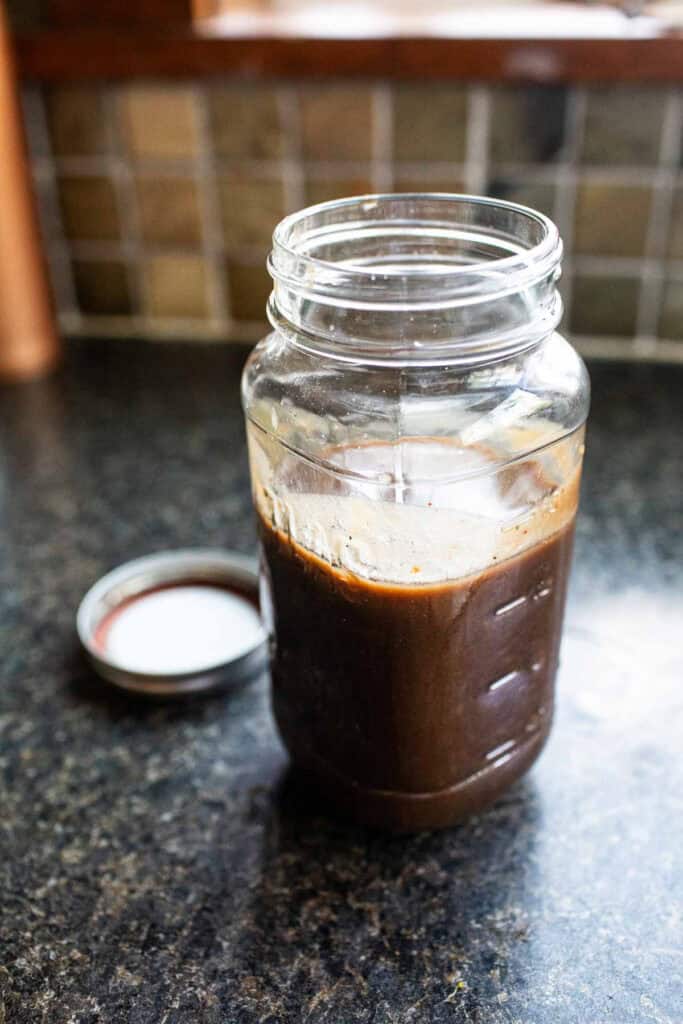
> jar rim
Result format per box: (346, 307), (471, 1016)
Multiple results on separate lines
(269, 193), (561, 306)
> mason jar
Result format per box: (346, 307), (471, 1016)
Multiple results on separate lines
(242, 194), (589, 831)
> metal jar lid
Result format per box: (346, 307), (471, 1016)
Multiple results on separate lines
(77, 549), (267, 698)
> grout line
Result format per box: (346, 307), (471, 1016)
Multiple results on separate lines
(58, 312), (83, 335)
(63, 315), (265, 344)
(662, 262), (683, 281)
(40, 155), (683, 187)
(486, 163), (562, 185)
(66, 239), (361, 263)
(59, 315), (683, 361)
(20, 85), (49, 158)
(464, 86), (489, 196)
(572, 261), (683, 283)
(572, 335), (683, 363)
(29, 163), (55, 185)
(636, 89), (682, 339)
(649, 339), (683, 360)
(61, 245), (683, 280)
(51, 155), (125, 176)
(492, 165), (682, 187)
(394, 164), (468, 187)
(632, 335), (659, 359)
(194, 83), (231, 327)
(287, 159), (376, 178)
(636, 278), (665, 346)
(49, 154), (308, 179)
(372, 84), (393, 193)
(554, 86), (587, 331)
(24, 86), (80, 322)
(107, 86), (146, 330)
(552, 165), (676, 187)
(574, 255), (656, 276)
(279, 86), (305, 212)
(65, 240), (138, 260)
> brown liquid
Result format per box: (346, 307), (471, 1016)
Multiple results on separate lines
(256, 441), (579, 831)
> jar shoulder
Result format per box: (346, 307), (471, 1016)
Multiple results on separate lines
(242, 330), (589, 466)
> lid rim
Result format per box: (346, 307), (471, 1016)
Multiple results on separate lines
(83, 643), (268, 698)
(77, 549), (266, 697)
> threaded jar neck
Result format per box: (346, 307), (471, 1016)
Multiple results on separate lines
(267, 193), (563, 366)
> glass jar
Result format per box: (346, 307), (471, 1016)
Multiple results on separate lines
(242, 195), (589, 831)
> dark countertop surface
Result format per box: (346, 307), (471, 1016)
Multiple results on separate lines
(1, 341), (681, 1024)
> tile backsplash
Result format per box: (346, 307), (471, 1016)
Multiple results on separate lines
(23, 80), (683, 356)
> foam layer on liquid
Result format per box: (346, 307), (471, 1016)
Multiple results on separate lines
(251, 434), (581, 585)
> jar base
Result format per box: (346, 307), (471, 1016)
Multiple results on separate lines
(286, 722), (552, 832)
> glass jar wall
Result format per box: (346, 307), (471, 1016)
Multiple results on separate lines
(242, 195), (590, 830)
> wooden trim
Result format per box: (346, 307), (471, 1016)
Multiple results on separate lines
(15, 29), (683, 82)
(47, 0), (197, 26)
(193, 0), (222, 17)
(0, 3), (59, 377)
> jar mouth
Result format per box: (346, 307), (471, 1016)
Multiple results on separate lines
(269, 193), (561, 309)
(268, 193), (563, 364)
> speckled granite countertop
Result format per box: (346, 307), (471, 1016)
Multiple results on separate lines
(1, 342), (681, 1024)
